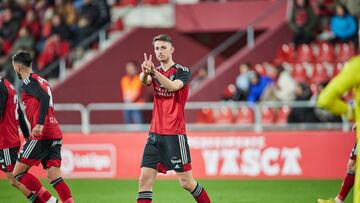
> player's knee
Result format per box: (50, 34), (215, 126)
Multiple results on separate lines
(8, 178), (18, 188)
(178, 178), (193, 191)
(347, 159), (356, 172)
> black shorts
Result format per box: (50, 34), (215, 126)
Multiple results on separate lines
(18, 139), (62, 169)
(141, 133), (192, 173)
(350, 143), (357, 160)
(0, 147), (19, 172)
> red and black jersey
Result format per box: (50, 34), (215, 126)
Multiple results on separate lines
(0, 79), (29, 149)
(21, 73), (62, 140)
(150, 64), (191, 135)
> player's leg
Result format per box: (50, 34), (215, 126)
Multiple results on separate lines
(1, 148), (45, 203)
(318, 143), (357, 203)
(44, 139), (74, 203)
(175, 170), (211, 203)
(138, 133), (162, 203)
(166, 134), (211, 203)
(13, 140), (59, 203)
(138, 167), (158, 203)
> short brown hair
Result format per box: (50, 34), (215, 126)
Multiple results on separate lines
(152, 34), (173, 46)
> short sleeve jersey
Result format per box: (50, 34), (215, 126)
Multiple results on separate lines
(150, 64), (191, 135)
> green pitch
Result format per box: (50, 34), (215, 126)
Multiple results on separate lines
(0, 179), (353, 203)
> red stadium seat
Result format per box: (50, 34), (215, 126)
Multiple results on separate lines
(337, 43), (355, 62)
(311, 63), (329, 83)
(297, 44), (314, 63)
(274, 44), (295, 64)
(317, 42), (334, 62)
(333, 62), (343, 76)
(276, 106), (290, 124)
(216, 106), (234, 124)
(196, 107), (215, 123)
(235, 107), (254, 124)
(261, 107), (275, 124)
(292, 63), (308, 82)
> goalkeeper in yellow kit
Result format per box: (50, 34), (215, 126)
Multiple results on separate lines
(316, 56), (360, 203)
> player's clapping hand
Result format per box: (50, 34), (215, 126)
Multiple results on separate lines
(31, 124), (44, 138)
(142, 53), (154, 74)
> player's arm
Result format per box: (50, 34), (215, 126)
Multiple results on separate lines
(140, 71), (152, 86)
(17, 105), (30, 139)
(23, 78), (50, 125)
(153, 66), (191, 92)
(0, 80), (8, 120)
(317, 57), (360, 117)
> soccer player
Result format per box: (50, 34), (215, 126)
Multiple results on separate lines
(137, 34), (211, 203)
(316, 55), (360, 203)
(0, 77), (55, 203)
(317, 125), (356, 203)
(11, 51), (74, 203)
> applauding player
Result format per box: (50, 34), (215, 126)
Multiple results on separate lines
(136, 34), (211, 203)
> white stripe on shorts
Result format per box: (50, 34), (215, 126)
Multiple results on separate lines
(4, 148), (10, 166)
(178, 135), (188, 164)
(23, 140), (37, 159)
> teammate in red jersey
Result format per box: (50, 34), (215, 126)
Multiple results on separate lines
(11, 51), (74, 203)
(137, 34), (211, 203)
(0, 77), (58, 203)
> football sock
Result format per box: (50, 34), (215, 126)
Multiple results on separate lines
(51, 177), (74, 203)
(191, 183), (211, 203)
(137, 191), (152, 203)
(14, 172), (54, 202)
(27, 192), (45, 203)
(337, 172), (354, 201)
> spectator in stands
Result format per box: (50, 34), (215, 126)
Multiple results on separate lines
(247, 71), (273, 104)
(21, 10), (42, 41)
(10, 27), (35, 57)
(120, 61), (144, 124)
(330, 3), (359, 51)
(191, 67), (207, 89)
(50, 14), (71, 43)
(262, 65), (297, 102)
(289, 0), (317, 47)
(55, 0), (77, 28)
(339, 0), (360, 20)
(235, 63), (251, 101)
(94, 0), (111, 28)
(288, 83), (318, 123)
(316, 0), (336, 41)
(75, 16), (94, 46)
(0, 8), (20, 43)
(80, 0), (100, 32)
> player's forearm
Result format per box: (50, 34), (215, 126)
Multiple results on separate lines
(38, 94), (50, 125)
(153, 70), (181, 92)
(18, 108), (30, 138)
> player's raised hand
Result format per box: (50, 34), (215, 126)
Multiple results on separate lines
(31, 124), (43, 138)
(142, 53), (154, 74)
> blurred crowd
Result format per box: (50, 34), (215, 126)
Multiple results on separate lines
(194, 0), (360, 124)
(0, 0), (111, 83)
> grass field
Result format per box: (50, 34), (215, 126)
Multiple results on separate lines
(0, 179), (353, 203)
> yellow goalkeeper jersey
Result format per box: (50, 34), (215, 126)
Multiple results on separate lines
(317, 55), (360, 203)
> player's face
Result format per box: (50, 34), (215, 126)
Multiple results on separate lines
(153, 41), (174, 63)
(12, 61), (22, 79)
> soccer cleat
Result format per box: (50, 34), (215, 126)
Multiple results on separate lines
(317, 198), (336, 203)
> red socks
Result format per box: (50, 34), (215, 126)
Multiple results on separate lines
(337, 172), (355, 201)
(191, 183), (211, 203)
(137, 191), (152, 203)
(51, 177), (74, 203)
(15, 172), (52, 201)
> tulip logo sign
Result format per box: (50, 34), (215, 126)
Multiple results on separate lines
(61, 144), (116, 178)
